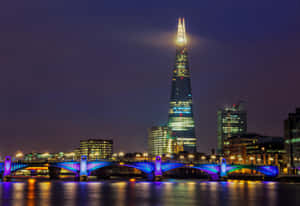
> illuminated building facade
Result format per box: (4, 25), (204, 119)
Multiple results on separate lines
(217, 102), (247, 155)
(80, 139), (113, 160)
(148, 126), (173, 156)
(167, 18), (197, 153)
(247, 136), (285, 166)
(284, 108), (300, 168)
(225, 133), (285, 165)
(224, 133), (258, 161)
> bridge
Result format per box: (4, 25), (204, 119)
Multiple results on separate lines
(0, 156), (279, 181)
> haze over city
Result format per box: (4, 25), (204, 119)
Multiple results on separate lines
(1, 1), (300, 155)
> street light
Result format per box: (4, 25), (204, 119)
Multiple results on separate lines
(230, 155), (235, 163)
(257, 158), (262, 164)
(15, 151), (23, 159)
(119, 152), (125, 159)
(268, 157), (274, 165)
(188, 154), (195, 159)
(211, 155), (216, 163)
(201, 156), (206, 161)
(249, 156), (254, 165)
(179, 155), (185, 161)
(166, 154), (172, 158)
(143, 152), (149, 161)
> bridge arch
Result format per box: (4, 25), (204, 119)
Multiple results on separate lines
(86, 161), (113, 175)
(161, 163), (220, 180)
(51, 162), (80, 174)
(118, 162), (155, 174)
(10, 163), (30, 173)
(226, 165), (279, 177)
(87, 162), (155, 176)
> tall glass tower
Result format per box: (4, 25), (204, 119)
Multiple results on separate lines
(217, 102), (247, 155)
(167, 18), (197, 153)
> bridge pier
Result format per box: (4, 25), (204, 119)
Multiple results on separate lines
(80, 155), (88, 181)
(220, 158), (227, 178)
(153, 156), (163, 181)
(3, 156), (12, 181)
(48, 166), (61, 180)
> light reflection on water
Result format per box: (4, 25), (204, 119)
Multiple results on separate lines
(0, 180), (300, 206)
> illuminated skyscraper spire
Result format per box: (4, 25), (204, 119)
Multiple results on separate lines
(168, 18), (196, 153)
(176, 17), (187, 46)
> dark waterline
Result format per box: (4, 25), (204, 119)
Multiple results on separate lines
(0, 180), (300, 206)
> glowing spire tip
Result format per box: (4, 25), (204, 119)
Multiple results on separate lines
(176, 17), (187, 45)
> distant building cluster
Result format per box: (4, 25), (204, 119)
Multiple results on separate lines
(20, 138), (113, 161)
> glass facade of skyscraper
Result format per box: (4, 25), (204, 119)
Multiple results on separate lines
(217, 102), (247, 155)
(148, 126), (173, 156)
(284, 108), (300, 168)
(167, 18), (197, 153)
(80, 139), (113, 160)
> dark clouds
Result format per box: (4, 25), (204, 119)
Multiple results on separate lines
(0, 1), (300, 155)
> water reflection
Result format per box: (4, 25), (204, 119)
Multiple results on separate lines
(64, 182), (78, 206)
(13, 182), (25, 206)
(113, 182), (127, 206)
(265, 182), (277, 206)
(39, 182), (51, 206)
(87, 182), (102, 206)
(27, 179), (36, 206)
(0, 180), (299, 206)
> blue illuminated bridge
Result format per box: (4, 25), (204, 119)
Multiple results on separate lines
(0, 156), (279, 181)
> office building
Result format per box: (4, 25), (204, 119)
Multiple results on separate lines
(217, 102), (247, 155)
(284, 108), (300, 168)
(225, 133), (285, 165)
(80, 139), (113, 160)
(167, 18), (197, 153)
(148, 126), (174, 156)
(247, 136), (285, 165)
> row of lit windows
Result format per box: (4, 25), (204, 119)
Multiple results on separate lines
(168, 117), (195, 131)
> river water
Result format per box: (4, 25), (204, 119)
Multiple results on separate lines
(0, 180), (299, 206)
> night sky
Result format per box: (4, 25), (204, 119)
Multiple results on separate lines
(1, 1), (300, 155)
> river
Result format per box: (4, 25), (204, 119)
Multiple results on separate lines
(0, 180), (299, 206)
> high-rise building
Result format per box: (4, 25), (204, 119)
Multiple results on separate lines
(167, 18), (197, 153)
(217, 102), (247, 155)
(148, 126), (173, 156)
(284, 108), (300, 168)
(80, 139), (113, 160)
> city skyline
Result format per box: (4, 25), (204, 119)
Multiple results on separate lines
(1, 2), (300, 155)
